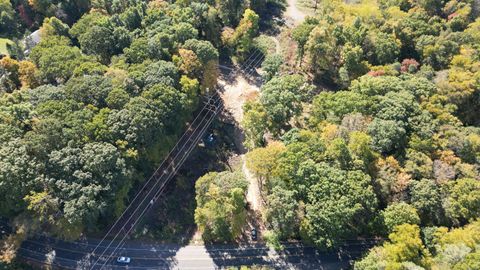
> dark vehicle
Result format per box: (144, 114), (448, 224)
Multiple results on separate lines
(204, 133), (216, 148)
(251, 228), (257, 241)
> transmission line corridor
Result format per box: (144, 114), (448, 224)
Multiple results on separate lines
(86, 49), (266, 270)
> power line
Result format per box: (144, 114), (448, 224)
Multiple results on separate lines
(96, 101), (223, 269)
(88, 48), (266, 269)
(20, 235), (381, 255)
(91, 95), (223, 265)
(243, 55), (266, 80)
(88, 94), (222, 248)
(90, 95), (222, 269)
(88, 95), (219, 258)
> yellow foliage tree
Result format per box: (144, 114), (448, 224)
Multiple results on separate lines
(175, 49), (202, 77)
(18, 60), (39, 89)
(246, 141), (286, 183)
(383, 224), (432, 269)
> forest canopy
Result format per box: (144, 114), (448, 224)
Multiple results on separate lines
(0, 0), (274, 242)
(240, 0), (480, 267)
(0, 0), (479, 268)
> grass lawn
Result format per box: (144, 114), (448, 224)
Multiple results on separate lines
(0, 38), (14, 55)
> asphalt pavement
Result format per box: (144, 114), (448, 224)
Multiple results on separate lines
(1, 218), (378, 269)
(13, 234), (377, 270)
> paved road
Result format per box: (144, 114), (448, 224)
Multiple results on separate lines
(14, 233), (377, 269)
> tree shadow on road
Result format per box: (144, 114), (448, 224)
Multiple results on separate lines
(205, 243), (271, 268)
(203, 240), (376, 269)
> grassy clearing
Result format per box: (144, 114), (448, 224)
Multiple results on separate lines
(0, 38), (13, 55)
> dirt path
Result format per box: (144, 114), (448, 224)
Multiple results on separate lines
(271, 36), (281, 54)
(218, 76), (258, 123)
(243, 155), (262, 211)
(218, 74), (263, 213)
(213, 0), (302, 235)
(285, 0), (306, 26)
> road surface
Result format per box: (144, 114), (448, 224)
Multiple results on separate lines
(16, 234), (376, 269)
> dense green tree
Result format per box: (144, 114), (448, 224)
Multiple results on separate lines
(445, 178), (480, 225)
(79, 24), (117, 62)
(292, 18), (318, 61)
(310, 91), (370, 125)
(73, 61), (108, 77)
(144, 60), (180, 88)
(375, 90), (420, 123)
(47, 142), (130, 227)
(382, 202), (421, 233)
(264, 186), (299, 240)
(64, 75), (113, 107)
(106, 87), (130, 109)
(71, 12), (131, 63)
(30, 36), (83, 84)
(260, 74), (310, 136)
(0, 139), (42, 216)
(40, 17), (70, 38)
(300, 164), (377, 248)
(365, 32), (401, 65)
(172, 22), (198, 44)
(261, 54), (283, 81)
(119, 5), (143, 30)
(350, 75), (404, 96)
(106, 100), (154, 147)
(275, 138), (326, 197)
(215, 0), (247, 26)
(124, 37), (150, 64)
(410, 179), (443, 224)
(70, 12), (106, 38)
(0, 0), (15, 34)
(183, 39), (219, 65)
(28, 85), (66, 106)
(368, 118), (407, 154)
